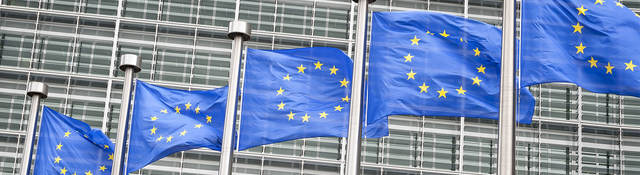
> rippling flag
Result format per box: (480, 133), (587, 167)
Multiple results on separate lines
(127, 80), (227, 172)
(367, 11), (536, 125)
(34, 106), (114, 175)
(521, 0), (640, 98)
(238, 47), (389, 150)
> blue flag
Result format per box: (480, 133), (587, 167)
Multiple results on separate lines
(238, 47), (389, 151)
(521, 0), (640, 98)
(367, 11), (536, 125)
(127, 80), (227, 172)
(34, 106), (114, 175)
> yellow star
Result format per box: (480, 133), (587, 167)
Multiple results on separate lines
(99, 166), (107, 172)
(314, 61), (323, 70)
(54, 156), (61, 164)
(617, 2), (624, 7)
(472, 76), (482, 86)
(419, 82), (429, 93)
(64, 131), (71, 137)
(406, 69), (416, 80)
(477, 65), (486, 74)
(108, 154), (113, 160)
(277, 101), (286, 110)
(473, 48), (480, 56)
(60, 167), (67, 175)
(342, 95), (350, 102)
(283, 74), (291, 81)
(287, 111), (295, 120)
(460, 38), (464, 42)
(166, 136), (173, 143)
(340, 78), (350, 87)
(206, 115), (212, 123)
(175, 106), (181, 114)
(625, 60), (637, 71)
(56, 143), (63, 150)
(439, 30), (450, 38)
(297, 64), (307, 73)
(161, 109), (168, 114)
(185, 102), (191, 110)
(180, 130), (187, 136)
(156, 136), (164, 142)
(404, 53), (414, 62)
(319, 112), (328, 119)
(588, 57), (598, 68)
(572, 22), (584, 33)
(577, 5), (588, 16)
(456, 86), (467, 95)
(150, 126), (157, 135)
(605, 62), (615, 74)
(575, 42), (586, 54)
(195, 106), (200, 114)
(84, 171), (92, 175)
(437, 88), (448, 98)
(151, 116), (158, 121)
(595, 0), (604, 5)
(276, 87), (285, 96)
(194, 124), (202, 128)
(410, 35), (421, 45)
(302, 113), (310, 122)
(329, 66), (339, 75)
(103, 145), (109, 149)
(72, 172), (77, 175)
(334, 105), (344, 111)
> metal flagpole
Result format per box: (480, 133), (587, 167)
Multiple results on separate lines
(497, 0), (517, 174)
(111, 54), (142, 175)
(346, 0), (374, 174)
(20, 82), (48, 175)
(219, 20), (251, 175)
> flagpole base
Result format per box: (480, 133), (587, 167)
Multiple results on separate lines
(227, 21), (251, 41)
(27, 82), (48, 99)
(119, 54), (142, 73)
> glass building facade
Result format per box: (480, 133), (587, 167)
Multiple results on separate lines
(0, 0), (639, 174)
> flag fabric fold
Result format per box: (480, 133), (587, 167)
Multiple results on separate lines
(127, 80), (227, 172)
(238, 47), (388, 151)
(366, 11), (536, 125)
(34, 106), (114, 175)
(521, 0), (640, 98)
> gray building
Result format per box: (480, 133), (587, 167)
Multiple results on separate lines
(0, 0), (639, 174)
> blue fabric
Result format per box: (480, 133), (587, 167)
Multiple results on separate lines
(127, 80), (227, 172)
(34, 106), (114, 175)
(367, 11), (536, 125)
(521, 0), (640, 98)
(238, 47), (389, 151)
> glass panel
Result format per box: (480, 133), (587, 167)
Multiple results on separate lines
(73, 18), (115, 76)
(623, 129), (640, 175)
(0, 72), (28, 131)
(65, 79), (107, 128)
(539, 123), (578, 174)
(198, 0), (235, 27)
(463, 118), (498, 174)
(422, 117), (459, 171)
(582, 89), (621, 124)
(515, 123), (540, 175)
(383, 115), (421, 167)
(622, 96), (640, 127)
(192, 30), (230, 86)
(117, 22), (156, 80)
(313, 2), (351, 39)
(538, 84), (579, 121)
(154, 25), (194, 83)
(2, 0), (39, 8)
(0, 133), (22, 174)
(32, 15), (78, 73)
(581, 127), (620, 174)
(85, 0), (118, 16)
(274, 1), (313, 36)
(42, 0), (81, 13)
(0, 10), (36, 69)
(239, 0), (276, 32)
(124, 0), (161, 20)
(160, 0), (198, 24)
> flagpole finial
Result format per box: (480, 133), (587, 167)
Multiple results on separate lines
(27, 82), (48, 99)
(227, 21), (251, 41)
(119, 54), (142, 73)
(352, 0), (375, 3)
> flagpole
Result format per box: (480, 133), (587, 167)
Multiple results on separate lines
(20, 82), (48, 175)
(346, 0), (374, 174)
(111, 54), (141, 175)
(219, 20), (251, 175)
(497, 0), (517, 174)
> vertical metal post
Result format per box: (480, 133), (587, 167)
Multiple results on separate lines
(20, 82), (48, 175)
(497, 0), (516, 174)
(346, 0), (374, 174)
(111, 54), (142, 175)
(219, 21), (251, 175)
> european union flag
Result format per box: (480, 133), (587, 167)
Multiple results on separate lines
(238, 47), (388, 150)
(34, 106), (114, 175)
(521, 0), (640, 98)
(127, 80), (227, 172)
(367, 11), (536, 125)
